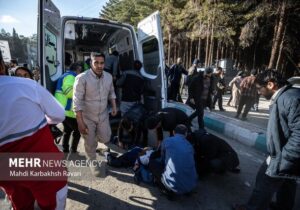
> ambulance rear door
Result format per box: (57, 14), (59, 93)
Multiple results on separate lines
(137, 11), (167, 112)
(38, 0), (62, 93)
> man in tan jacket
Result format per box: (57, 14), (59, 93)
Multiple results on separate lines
(73, 52), (117, 177)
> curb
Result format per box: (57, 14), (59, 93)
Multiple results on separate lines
(166, 102), (268, 154)
(204, 112), (267, 153)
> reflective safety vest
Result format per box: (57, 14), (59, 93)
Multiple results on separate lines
(54, 71), (77, 118)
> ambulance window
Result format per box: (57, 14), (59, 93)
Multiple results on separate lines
(45, 28), (58, 77)
(142, 38), (159, 75)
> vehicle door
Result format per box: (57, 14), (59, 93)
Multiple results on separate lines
(137, 11), (167, 112)
(38, 0), (62, 93)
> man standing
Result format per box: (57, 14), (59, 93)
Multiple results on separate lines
(212, 67), (226, 111)
(0, 56), (68, 209)
(116, 60), (144, 115)
(234, 69), (300, 210)
(55, 62), (83, 153)
(104, 50), (119, 80)
(73, 52), (117, 177)
(188, 67), (214, 129)
(235, 69), (258, 120)
(167, 57), (188, 102)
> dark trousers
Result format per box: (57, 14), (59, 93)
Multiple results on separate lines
(148, 159), (174, 195)
(246, 161), (296, 210)
(189, 99), (205, 129)
(213, 90), (224, 110)
(62, 117), (81, 152)
(168, 83), (182, 102)
(236, 95), (255, 118)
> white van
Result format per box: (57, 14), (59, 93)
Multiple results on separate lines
(38, 0), (194, 123)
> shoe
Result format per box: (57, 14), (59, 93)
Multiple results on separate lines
(96, 148), (110, 155)
(220, 108), (226, 111)
(234, 115), (239, 119)
(63, 149), (69, 153)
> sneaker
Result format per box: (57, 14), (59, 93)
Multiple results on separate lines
(96, 148), (110, 155)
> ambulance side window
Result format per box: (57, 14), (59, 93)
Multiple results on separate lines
(45, 28), (58, 77)
(142, 38), (159, 76)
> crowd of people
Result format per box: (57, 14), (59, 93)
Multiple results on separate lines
(166, 57), (282, 126)
(1, 51), (299, 210)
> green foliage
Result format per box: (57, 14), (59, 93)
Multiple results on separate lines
(98, 0), (300, 73)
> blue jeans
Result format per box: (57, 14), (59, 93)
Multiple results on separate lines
(246, 161), (296, 210)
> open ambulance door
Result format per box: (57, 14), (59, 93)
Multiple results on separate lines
(137, 11), (167, 112)
(38, 0), (62, 94)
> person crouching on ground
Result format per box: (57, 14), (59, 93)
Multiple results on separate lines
(148, 124), (198, 199)
(146, 107), (191, 146)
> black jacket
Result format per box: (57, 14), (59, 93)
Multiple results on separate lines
(266, 85), (300, 179)
(188, 71), (214, 105)
(116, 70), (144, 102)
(190, 130), (239, 174)
(156, 107), (190, 141)
(167, 64), (188, 85)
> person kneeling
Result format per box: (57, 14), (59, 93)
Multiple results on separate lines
(148, 124), (198, 199)
(117, 104), (148, 149)
(190, 129), (240, 175)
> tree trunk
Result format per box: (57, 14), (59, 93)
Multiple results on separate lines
(173, 43), (177, 65)
(167, 29), (172, 66)
(268, 0), (287, 69)
(209, 37), (214, 66)
(189, 39), (193, 65)
(253, 36), (259, 69)
(184, 39), (188, 67)
(231, 46), (235, 60)
(205, 20), (211, 67)
(197, 36), (201, 60)
(216, 40), (220, 62)
(276, 25), (286, 71)
(221, 43), (224, 59)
